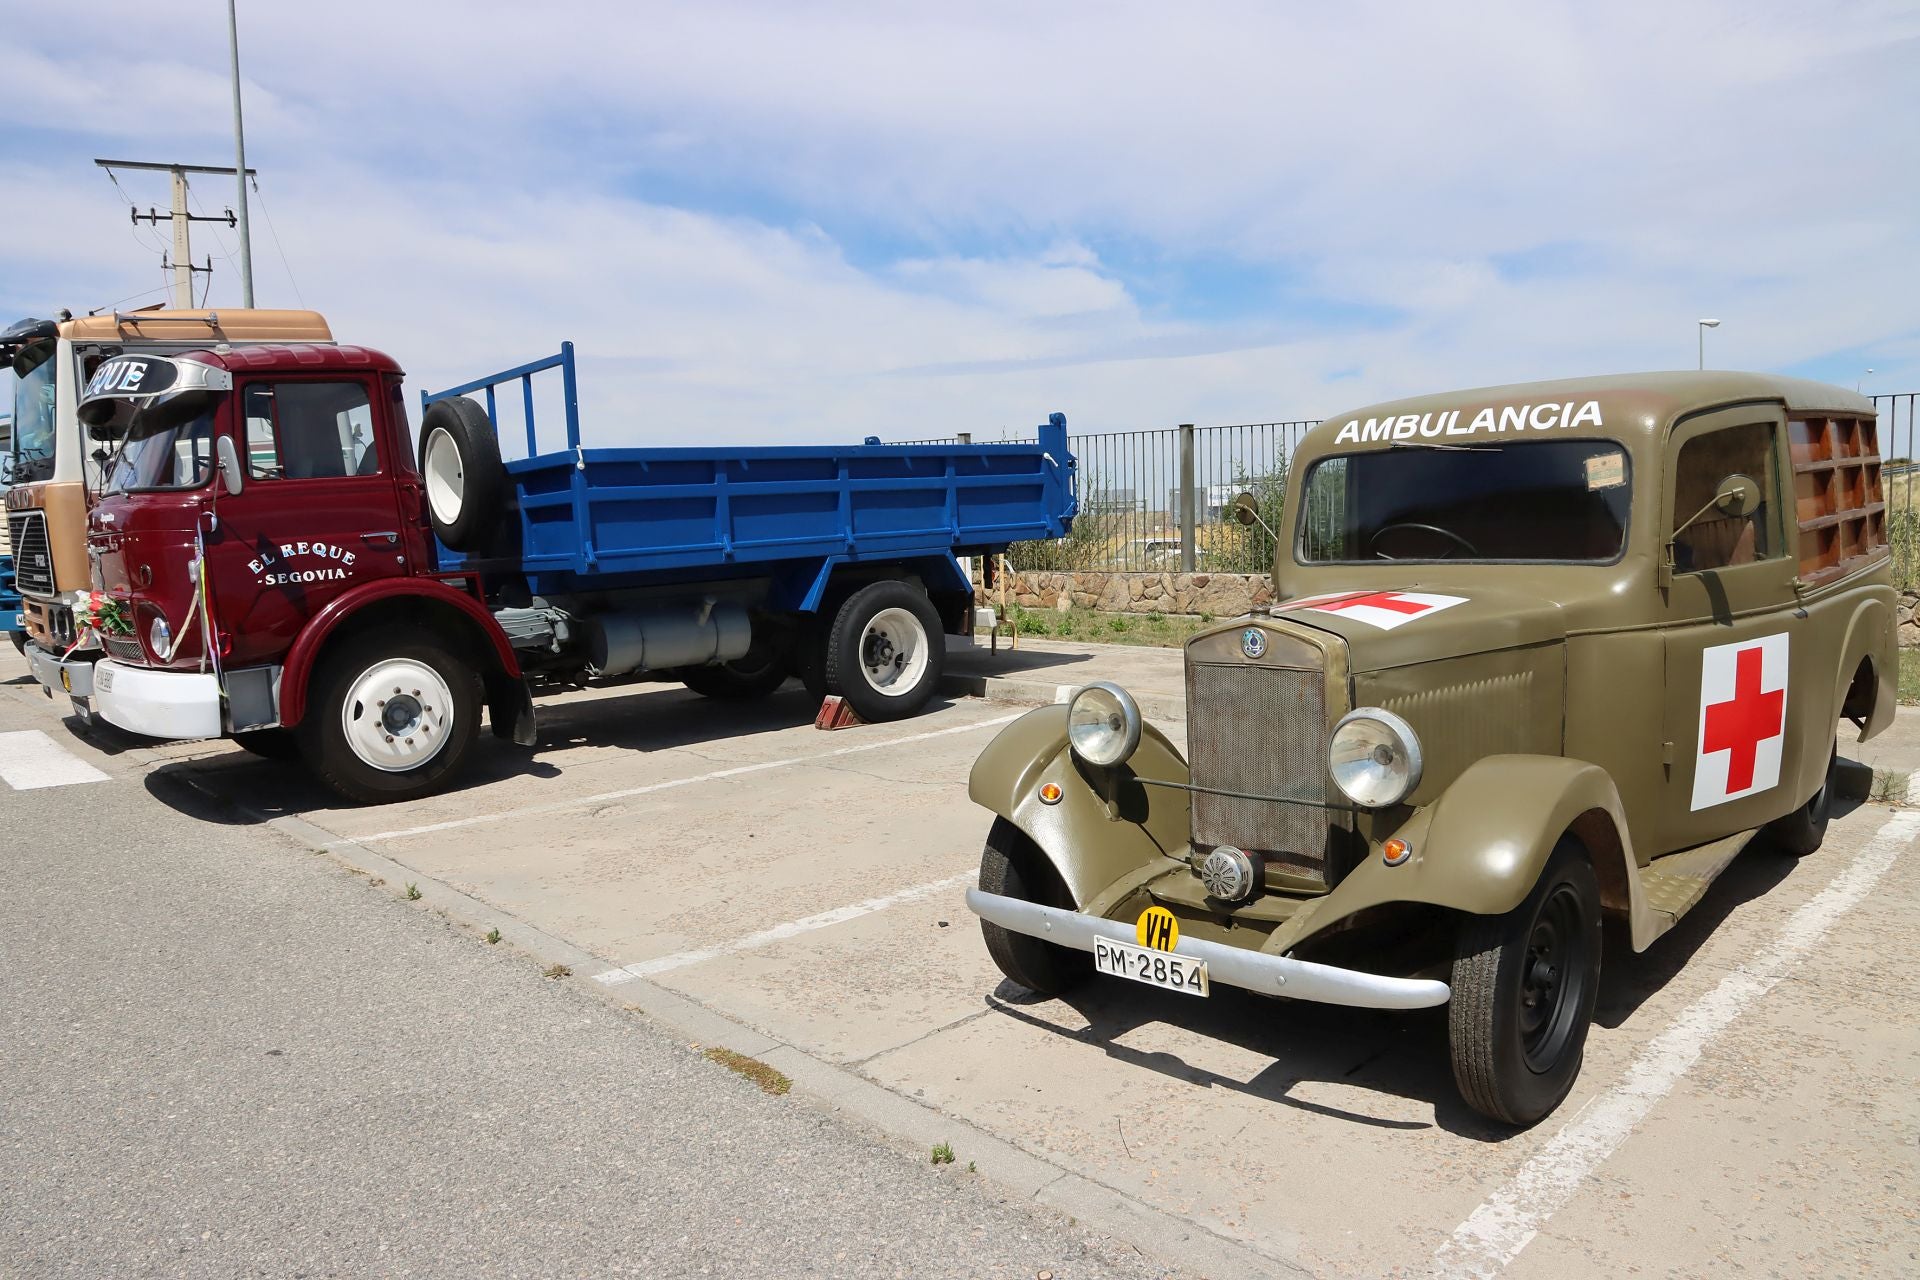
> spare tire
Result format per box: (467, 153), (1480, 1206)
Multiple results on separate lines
(419, 397), (505, 551)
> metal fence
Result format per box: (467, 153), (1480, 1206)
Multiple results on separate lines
(1007, 391), (1920, 582)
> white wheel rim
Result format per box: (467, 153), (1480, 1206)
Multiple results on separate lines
(859, 607), (929, 697)
(340, 658), (456, 773)
(424, 426), (465, 526)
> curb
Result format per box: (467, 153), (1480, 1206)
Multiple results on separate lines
(940, 670), (1187, 723)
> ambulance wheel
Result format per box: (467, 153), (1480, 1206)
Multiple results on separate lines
(301, 633), (482, 804)
(1765, 741), (1835, 857)
(824, 580), (945, 722)
(419, 397), (505, 552)
(1449, 840), (1601, 1127)
(233, 728), (302, 761)
(979, 818), (1090, 997)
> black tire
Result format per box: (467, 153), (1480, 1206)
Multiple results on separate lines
(823, 580), (945, 722)
(1449, 840), (1602, 1127)
(791, 616), (831, 702)
(678, 630), (792, 701)
(7, 631), (25, 656)
(298, 632), (482, 804)
(979, 817), (1090, 997)
(418, 397), (505, 552)
(1764, 740), (1836, 857)
(233, 728), (302, 761)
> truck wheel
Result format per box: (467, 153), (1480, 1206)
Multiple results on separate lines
(824, 580), (945, 722)
(300, 633), (482, 804)
(419, 397), (505, 552)
(7, 631), (25, 656)
(979, 817), (1090, 996)
(233, 728), (302, 761)
(1449, 840), (1601, 1127)
(1764, 742), (1835, 857)
(678, 633), (792, 700)
(791, 617), (831, 702)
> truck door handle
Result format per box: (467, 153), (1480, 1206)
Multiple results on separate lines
(361, 531), (400, 545)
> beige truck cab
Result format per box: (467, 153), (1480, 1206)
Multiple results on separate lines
(2, 307), (330, 703)
(965, 371), (1895, 1126)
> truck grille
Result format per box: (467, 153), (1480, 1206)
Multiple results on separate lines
(8, 512), (53, 596)
(1186, 660), (1346, 885)
(105, 634), (146, 663)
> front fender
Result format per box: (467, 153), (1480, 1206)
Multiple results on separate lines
(967, 704), (1191, 908)
(1271, 754), (1641, 953)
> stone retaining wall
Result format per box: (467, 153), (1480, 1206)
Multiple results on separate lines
(1899, 589), (1920, 647)
(982, 569), (1271, 618)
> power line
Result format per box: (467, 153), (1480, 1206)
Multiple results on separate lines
(248, 177), (307, 308)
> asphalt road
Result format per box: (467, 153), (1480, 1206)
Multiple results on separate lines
(0, 681), (1170, 1279)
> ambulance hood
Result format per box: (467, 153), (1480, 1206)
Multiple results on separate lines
(1267, 584), (1567, 672)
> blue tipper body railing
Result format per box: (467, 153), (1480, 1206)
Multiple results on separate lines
(423, 340), (582, 458)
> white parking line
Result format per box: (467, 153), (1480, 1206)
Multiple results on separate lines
(594, 870), (977, 985)
(1432, 795), (1920, 1279)
(350, 711), (1025, 844)
(0, 730), (111, 790)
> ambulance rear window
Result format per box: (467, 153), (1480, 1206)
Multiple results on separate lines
(1297, 439), (1631, 564)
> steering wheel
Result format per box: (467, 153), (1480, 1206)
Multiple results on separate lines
(1368, 522), (1482, 560)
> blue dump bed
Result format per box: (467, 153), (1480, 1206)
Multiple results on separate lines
(424, 344), (1076, 603)
(0, 556), (21, 637)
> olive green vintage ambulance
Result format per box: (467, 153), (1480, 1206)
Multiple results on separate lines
(965, 372), (1895, 1125)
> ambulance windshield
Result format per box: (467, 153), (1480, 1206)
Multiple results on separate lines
(1297, 439), (1631, 563)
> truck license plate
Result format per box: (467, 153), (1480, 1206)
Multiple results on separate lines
(1093, 936), (1209, 997)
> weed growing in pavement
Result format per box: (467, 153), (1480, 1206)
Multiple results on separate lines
(543, 964), (571, 979)
(930, 1141), (955, 1165)
(485, 927), (502, 945)
(405, 883), (421, 901)
(967, 1161), (976, 1173)
(1870, 768), (1909, 804)
(702, 1047), (792, 1096)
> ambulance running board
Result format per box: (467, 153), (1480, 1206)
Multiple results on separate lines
(1631, 828), (1760, 947)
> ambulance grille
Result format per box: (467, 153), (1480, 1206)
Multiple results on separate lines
(8, 512), (53, 596)
(1186, 660), (1347, 886)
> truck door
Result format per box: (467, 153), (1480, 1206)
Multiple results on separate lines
(204, 375), (409, 668)
(1658, 407), (1802, 854)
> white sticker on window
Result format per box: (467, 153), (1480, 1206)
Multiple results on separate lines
(1585, 451), (1626, 490)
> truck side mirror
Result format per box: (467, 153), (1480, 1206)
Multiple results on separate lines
(216, 435), (245, 497)
(1711, 473), (1760, 519)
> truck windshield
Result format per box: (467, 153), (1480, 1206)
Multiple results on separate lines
(1297, 439), (1631, 563)
(102, 413), (216, 494)
(7, 344), (58, 485)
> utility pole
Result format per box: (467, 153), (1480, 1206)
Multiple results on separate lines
(227, 0), (256, 306)
(97, 159), (255, 309)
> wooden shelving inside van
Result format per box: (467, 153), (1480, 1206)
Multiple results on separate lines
(1791, 414), (1887, 586)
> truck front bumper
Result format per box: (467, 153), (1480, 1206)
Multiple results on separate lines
(27, 644), (96, 698)
(966, 887), (1451, 1010)
(93, 660), (223, 740)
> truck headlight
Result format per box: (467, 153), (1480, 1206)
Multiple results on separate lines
(1329, 708), (1422, 807)
(147, 613), (173, 661)
(1067, 681), (1141, 767)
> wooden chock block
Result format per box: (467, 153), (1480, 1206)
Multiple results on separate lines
(814, 695), (866, 730)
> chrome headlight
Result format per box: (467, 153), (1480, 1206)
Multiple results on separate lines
(1329, 707), (1422, 807)
(1067, 681), (1141, 767)
(147, 613), (172, 661)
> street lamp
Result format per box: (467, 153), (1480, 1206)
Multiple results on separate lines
(1697, 318), (1720, 370)
(1859, 367), (1874, 392)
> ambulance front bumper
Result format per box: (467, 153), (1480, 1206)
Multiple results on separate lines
(27, 645), (95, 698)
(966, 887), (1451, 1010)
(93, 660), (223, 740)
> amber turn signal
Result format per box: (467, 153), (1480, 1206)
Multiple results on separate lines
(1382, 837), (1412, 867)
(1039, 782), (1063, 805)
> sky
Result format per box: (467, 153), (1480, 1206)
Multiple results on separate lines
(3, 1), (1917, 451)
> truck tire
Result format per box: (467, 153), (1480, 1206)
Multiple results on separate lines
(419, 397), (505, 552)
(299, 632), (482, 804)
(7, 631), (24, 656)
(791, 616), (831, 702)
(1764, 741), (1835, 857)
(1449, 839), (1601, 1127)
(678, 631), (792, 700)
(823, 580), (945, 722)
(979, 817), (1090, 997)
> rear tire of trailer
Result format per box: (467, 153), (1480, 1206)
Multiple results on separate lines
(979, 817), (1090, 998)
(1448, 839), (1601, 1127)
(300, 633), (482, 804)
(233, 728), (302, 761)
(419, 397), (505, 552)
(824, 580), (945, 722)
(1764, 740), (1835, 857)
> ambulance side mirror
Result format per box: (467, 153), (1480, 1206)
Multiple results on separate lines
(1711, 473), (1760, 519)
(216, 435), (245, 497)
(1230, 491), (1277, 540)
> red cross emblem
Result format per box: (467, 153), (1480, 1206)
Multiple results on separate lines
(1691, 634), (1789, 810)
(1285, 589), (1467, 630)
(1308, 591), (1433, 616)
(1700, 646), (1786, 793)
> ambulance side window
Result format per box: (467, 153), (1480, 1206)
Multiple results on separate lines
(1671, 422), (1777, 573)
(241, 381), (379, 481)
